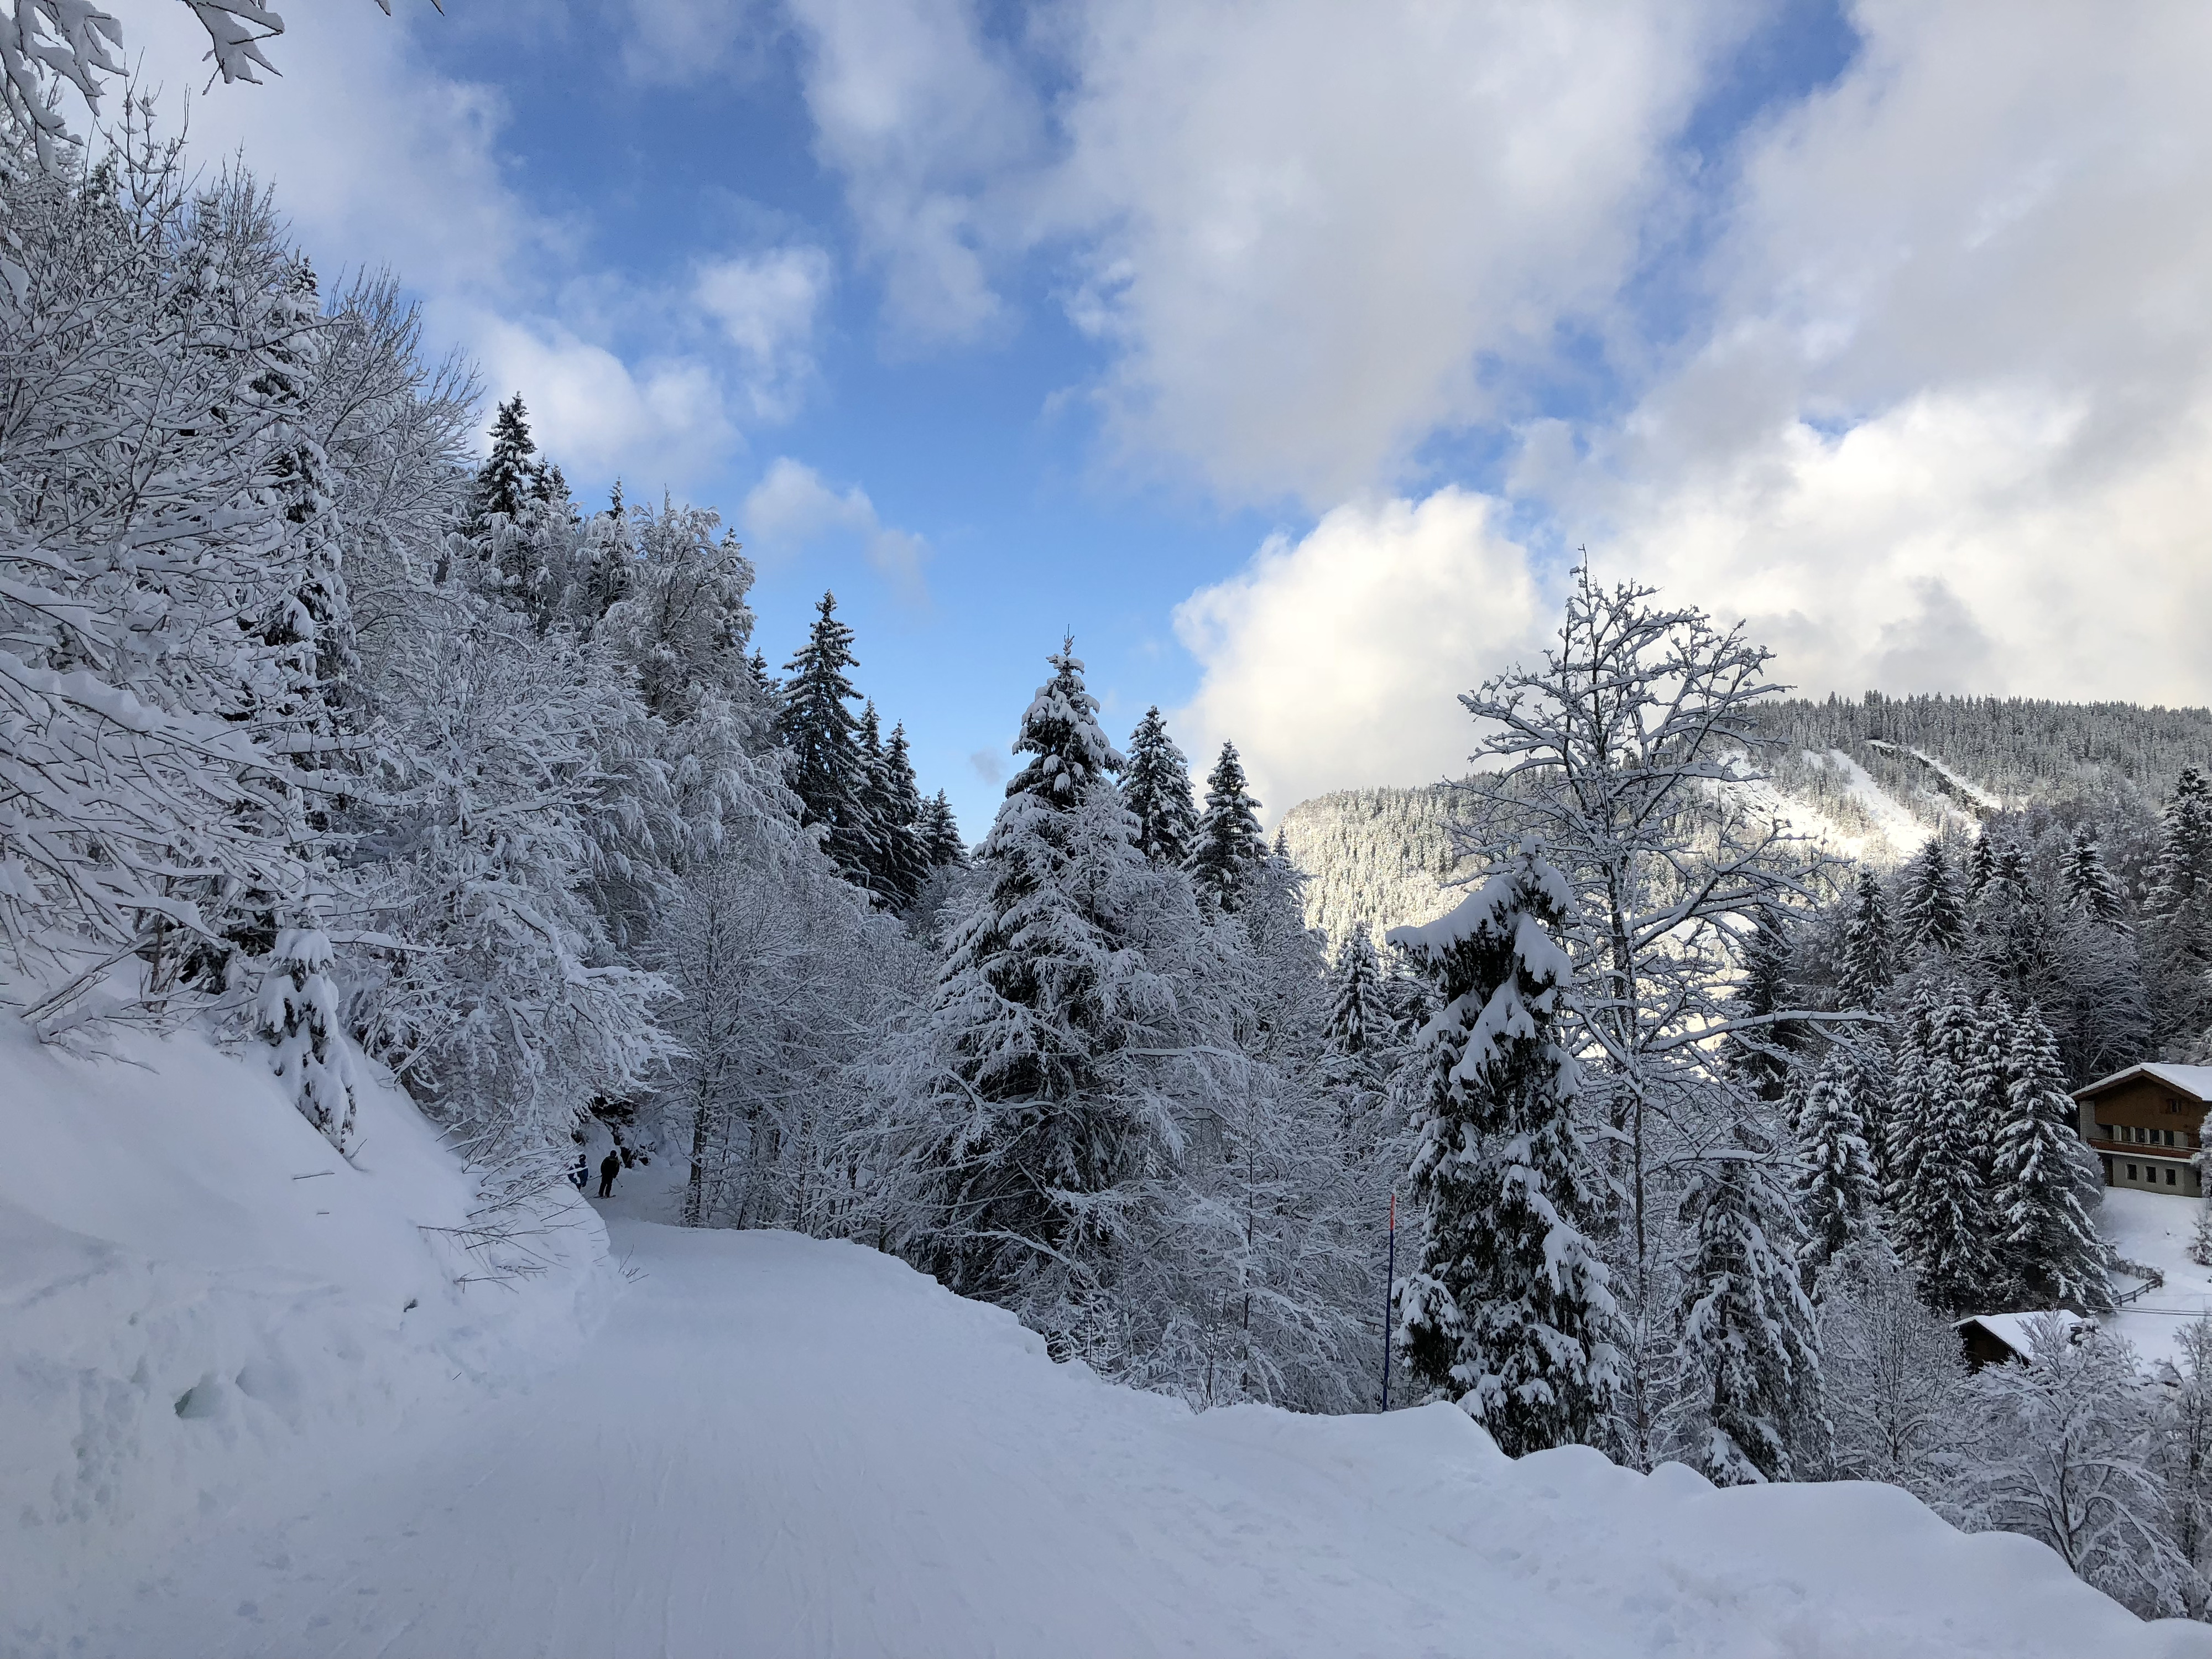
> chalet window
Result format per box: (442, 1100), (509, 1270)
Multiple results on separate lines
(2128, 1164), (2140, 1180)
(2168, 1168), (2179, 1186)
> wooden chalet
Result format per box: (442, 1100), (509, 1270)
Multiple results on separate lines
(1954, 1311), (2094, 1370)
(2073, 1063), (2212, 1198)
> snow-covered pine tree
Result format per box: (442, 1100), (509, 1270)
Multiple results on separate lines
(1838, 870), (1893, 1011)
(2146, 768), (2212, 1052)
(474, 394), (542, 526)
(1122, 705), (1201, 868)
(919, 790), (966, 867)
(256, 908), (363, 1152)
(776, 592), (871, 886)
(875, 722), (934, 909)
(1326, 930), (1387, 1058)
(1887, 983), (1998, 1312)
(1728, 909), (1796, 1103)
(1966, 834), (1998, 905)
(1900, 838), (1966, 959)
(1389, 843), (1618, 1457)
(2064, 826), (2129, 930)
(892, 641), (1180, 1325)
(1674, 1127), (1827, 1484)
(1187, 741), (1267, 912)
(1794, 1045), (1880, 1276)
(1994, 1004), (2114, 1311)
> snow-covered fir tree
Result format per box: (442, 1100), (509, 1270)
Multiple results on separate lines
(1793, 1046), (1880, 1276)
(1886, 984), (1997, 1312)
(1673, 1127), (1827, 1484)
(884, 642), (1175, 1323)
(1122, 705), (1200, 868)
(1992, 1004), (2112, 1311)
(256, 909), (362, 1152)
(777, 592), (871, 885)
(1389, 843), (1618, 1457)
(2064, 826), (2129, 930)
(1326, 930), (1388, 1058)
(1838, 870), (1894, 1012)
(1900, 838), (1967, 959)
(919, 790), (966, 868)
(1186, 741), (1267, 912)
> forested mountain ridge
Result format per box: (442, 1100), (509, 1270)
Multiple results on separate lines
(1281, 694), (2212, 947)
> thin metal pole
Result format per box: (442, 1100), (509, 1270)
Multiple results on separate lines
(1381, 1190), (1397, 1411)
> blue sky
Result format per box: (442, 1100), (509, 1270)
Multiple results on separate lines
(121, 1), (2212, 837)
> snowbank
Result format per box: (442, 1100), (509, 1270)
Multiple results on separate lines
(2106, 1185), (2212, 1366)
(27, 1221), (2209, 1659)
(0, 1010), (613, 1645)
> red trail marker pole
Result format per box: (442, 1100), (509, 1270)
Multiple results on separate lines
(1381, 1190), (1397, 1412)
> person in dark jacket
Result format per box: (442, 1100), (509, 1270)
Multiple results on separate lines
(597, 1150), (621, 1199)
(571, 1149), (589, 1191)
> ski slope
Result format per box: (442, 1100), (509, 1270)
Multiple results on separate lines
(17, 1217), (2203, 1659)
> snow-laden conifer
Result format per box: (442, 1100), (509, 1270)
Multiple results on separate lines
(887, 642), (1177, 1324)
(1887, 984), (1996, 1311)
(1994, 1005), (2113, 1311)
(1326, 930), (1387, 1058)
(919, 790), (966, 868)
(1673, 1128), (1827, 1484)
(1186, 742), (1266, 912)
(1838, 870), (1893, 1011)
(1900, 839), (1966, 958)
(2064, 827), (2128, 930)
(777, 592), (872, 884)
(1389, 843), (1618, 1457)
(1123, 706), (1200, 868)
(257, 910), (363, 1152)
(1794, 1046), (1880, 1275)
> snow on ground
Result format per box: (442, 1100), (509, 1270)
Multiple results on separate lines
(0, 1011), (613, 1649)
(10, 1218), (2208, 1658)
(8, 1027), (2211, 1659)
(2105, 1186), (2212, 1368)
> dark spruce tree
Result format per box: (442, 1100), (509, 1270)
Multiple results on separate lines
(1900, 838), (1966, 959)
(1388, 843), (1616, 1457)
(1122, 706), (1201, 867)
(777, 592), (870, 885)
(2147, 768), (2212, 1050)
(1838, 870), (1893, 1013)
(919, 790), (966, 868)
(916, 641), (1155, 1311)
(2063, 827), (2128, 930)
(1187, 740), (1266, 912)
(474, 393), (542, 524)
(1674, 1126), (1827, 1485)
(873, 718), (935, 909)
(1728, 909), (1796, 1103)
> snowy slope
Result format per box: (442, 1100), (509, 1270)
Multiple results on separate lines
(0, 1013), (612, 1647)
(2104, 1187), (2212, 1368)
(17, 1220), (2208, 1659)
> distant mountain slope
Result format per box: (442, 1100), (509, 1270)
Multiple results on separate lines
(1280, 695), (2212, 948)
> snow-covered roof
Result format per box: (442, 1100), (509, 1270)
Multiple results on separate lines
(1953, 1311), (2094, 1358)
(2075, 1062), (2212, 1104)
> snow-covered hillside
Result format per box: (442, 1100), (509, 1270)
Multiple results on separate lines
(7, 1022), (2211, 1656)
(1278, 694), (2212, 946)
(0, 1016), (612, 1651)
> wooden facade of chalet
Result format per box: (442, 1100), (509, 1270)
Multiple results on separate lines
(2073, 1063), (2212, 1198)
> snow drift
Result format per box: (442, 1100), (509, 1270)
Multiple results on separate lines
(0, 1013), (612, 1651)
(6, 1023), (2211, 1658)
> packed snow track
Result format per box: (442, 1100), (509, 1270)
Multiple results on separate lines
(31, 1222), (2212, 1659)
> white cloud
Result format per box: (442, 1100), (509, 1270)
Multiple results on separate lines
(1045, 0), (1740, 504)
(742, 458), (931, 601)
(1561, 1), (2212, 711)
(694, 247), (834, 420)
(467, 312), (739, 493)
(782, 0), (1039, 346)
(1173, 490), (1546, 820)
(118, 2), (795, 486)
